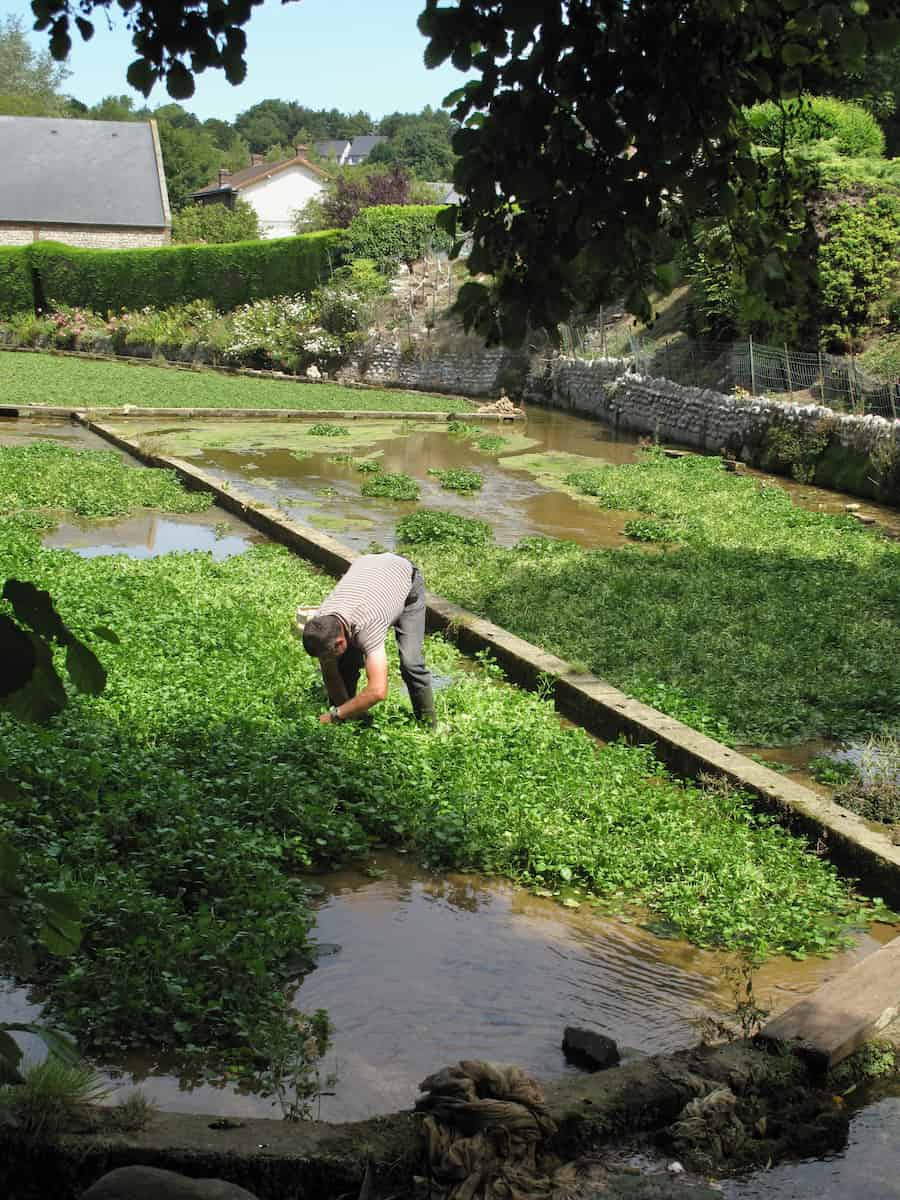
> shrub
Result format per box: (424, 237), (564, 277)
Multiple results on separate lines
(172, 199), (261, 244)
(360, 472), (420, 500)
(397, 509), (494, 547)
(0, 248), (31, 318)
(746, 97), (886, 158)
(24, 232), (344, 315)
(818, 194), (900, 349)
(330, 258), (390, 300)
(0, 1059), (111, 1138)
(344, 205), (453, 273)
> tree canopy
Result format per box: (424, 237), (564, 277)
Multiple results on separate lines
(0, 12), (70, 116)
(26, 0), (900, 341)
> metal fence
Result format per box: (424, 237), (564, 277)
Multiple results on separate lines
(627, 334), (899, 421)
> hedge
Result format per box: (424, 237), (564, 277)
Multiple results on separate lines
(0, 248), (33, 318)
(745, 96), (886, 159)
(0, 206), (454, 316)
(345, 205), (453, 272)
(0, 230), (346, 316)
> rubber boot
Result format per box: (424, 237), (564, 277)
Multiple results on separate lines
(413, 684), (437, 728)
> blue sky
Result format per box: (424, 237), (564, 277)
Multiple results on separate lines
(4, 0), (472, 121)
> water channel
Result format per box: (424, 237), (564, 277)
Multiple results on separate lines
(2, 406), (899, 1189)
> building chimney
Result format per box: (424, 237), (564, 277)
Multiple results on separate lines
(251, 152), (263, 166)
(294, 143), (308, 157)
(218, 167), (231, 186)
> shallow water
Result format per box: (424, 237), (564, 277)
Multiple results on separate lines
(106, 407), (900, 551)
(5, 406), (900, 1152)
(721, 1086), (900, 1199)
(5, 855), (895, 1123)
(43, 509), (263, 560)
(106, 409), (653, 551)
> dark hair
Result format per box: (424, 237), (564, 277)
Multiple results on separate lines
(302, 614), (345, 657)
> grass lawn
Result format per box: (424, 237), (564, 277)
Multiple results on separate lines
(0, 350), (465, 413)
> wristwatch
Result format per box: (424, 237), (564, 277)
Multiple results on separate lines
(329, 705), (343, 721)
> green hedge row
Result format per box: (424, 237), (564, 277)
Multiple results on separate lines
(33, 230), (345, 313)
(0, 248), (33, 318)
(344, 205), (453, 273)
(0, 206), (453, 317)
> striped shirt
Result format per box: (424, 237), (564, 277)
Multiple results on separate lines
(316, 554), (414, 657)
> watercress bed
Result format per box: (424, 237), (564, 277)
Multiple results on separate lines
(0, 443), (889, 1074)
(407, 452), (900, 745)
(0, 353), (460, 414)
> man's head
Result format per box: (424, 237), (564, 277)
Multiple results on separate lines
(302, 614), (347, 659)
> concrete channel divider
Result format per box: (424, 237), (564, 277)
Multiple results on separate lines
(79, 413), (900, 908)
(760, 935), (900, 1067)
(8, 403), (523, 422)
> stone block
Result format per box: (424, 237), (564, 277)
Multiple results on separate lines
(80, 1166), (260, 1200)
(562, 1026), (620, 1070)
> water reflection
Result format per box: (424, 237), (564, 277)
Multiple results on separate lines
(43, 511), (261, 560)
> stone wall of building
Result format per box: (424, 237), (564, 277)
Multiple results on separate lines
(0, 223), (170, 249)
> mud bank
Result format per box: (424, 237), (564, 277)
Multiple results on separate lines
(2, 1041), (890, 1200)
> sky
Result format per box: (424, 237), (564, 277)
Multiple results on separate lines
(3, 0), (473, 121)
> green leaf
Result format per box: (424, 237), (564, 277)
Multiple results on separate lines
(0, 633), (67, 724)
(0, 615), (36, 697)
(39, 915), (81, 956)
(126, 58), (157, 96)
(781, 44), (811, 67)
(2, 580), (69, 644)
(65, 640), (107, 696)
(3, 1025), (78, 1066)
(0, 1031), (24, 1084)
(92, 626), (120, 645)
(166, 61), (196, 100)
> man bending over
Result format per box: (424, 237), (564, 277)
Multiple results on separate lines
(301, 553), (435, 727)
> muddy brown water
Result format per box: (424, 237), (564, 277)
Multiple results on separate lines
(4, 853), (896, 1124)
(105, 407), (900, 551)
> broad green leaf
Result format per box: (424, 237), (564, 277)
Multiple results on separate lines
(2, 580), (69, 644)
(65, 640), (107, 696)
(0, 1031), (24, 1084)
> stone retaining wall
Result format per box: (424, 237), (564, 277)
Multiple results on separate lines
(337, 344), (530, 398)
(525, 357), (899, 504)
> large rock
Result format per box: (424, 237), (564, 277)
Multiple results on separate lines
(80, 1166), (260, 1200)
(562, 1025), (620, 1070)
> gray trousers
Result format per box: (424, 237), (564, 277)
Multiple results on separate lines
(338, 566), (434, 719)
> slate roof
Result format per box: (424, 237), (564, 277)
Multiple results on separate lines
(0, 115), (169, 228)
(347, 134), (388, 160)
(314, 139), (350, 160)
(192, 149), (328, 199)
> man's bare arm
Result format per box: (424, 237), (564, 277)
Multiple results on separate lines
(319, 658), (350, 706)
(324, 647), (388, 722)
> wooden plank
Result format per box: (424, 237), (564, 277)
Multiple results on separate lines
(759, 936), (900, 1067)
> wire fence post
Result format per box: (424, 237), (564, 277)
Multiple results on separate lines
(818, 349), (825, 407)
(749, 336), (757, 395)
(784, 344), (794, 400)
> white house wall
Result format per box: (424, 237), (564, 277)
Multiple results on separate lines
(242, 167), (325, 240)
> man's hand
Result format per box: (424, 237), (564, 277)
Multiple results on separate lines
(319, 712), (334, 725)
